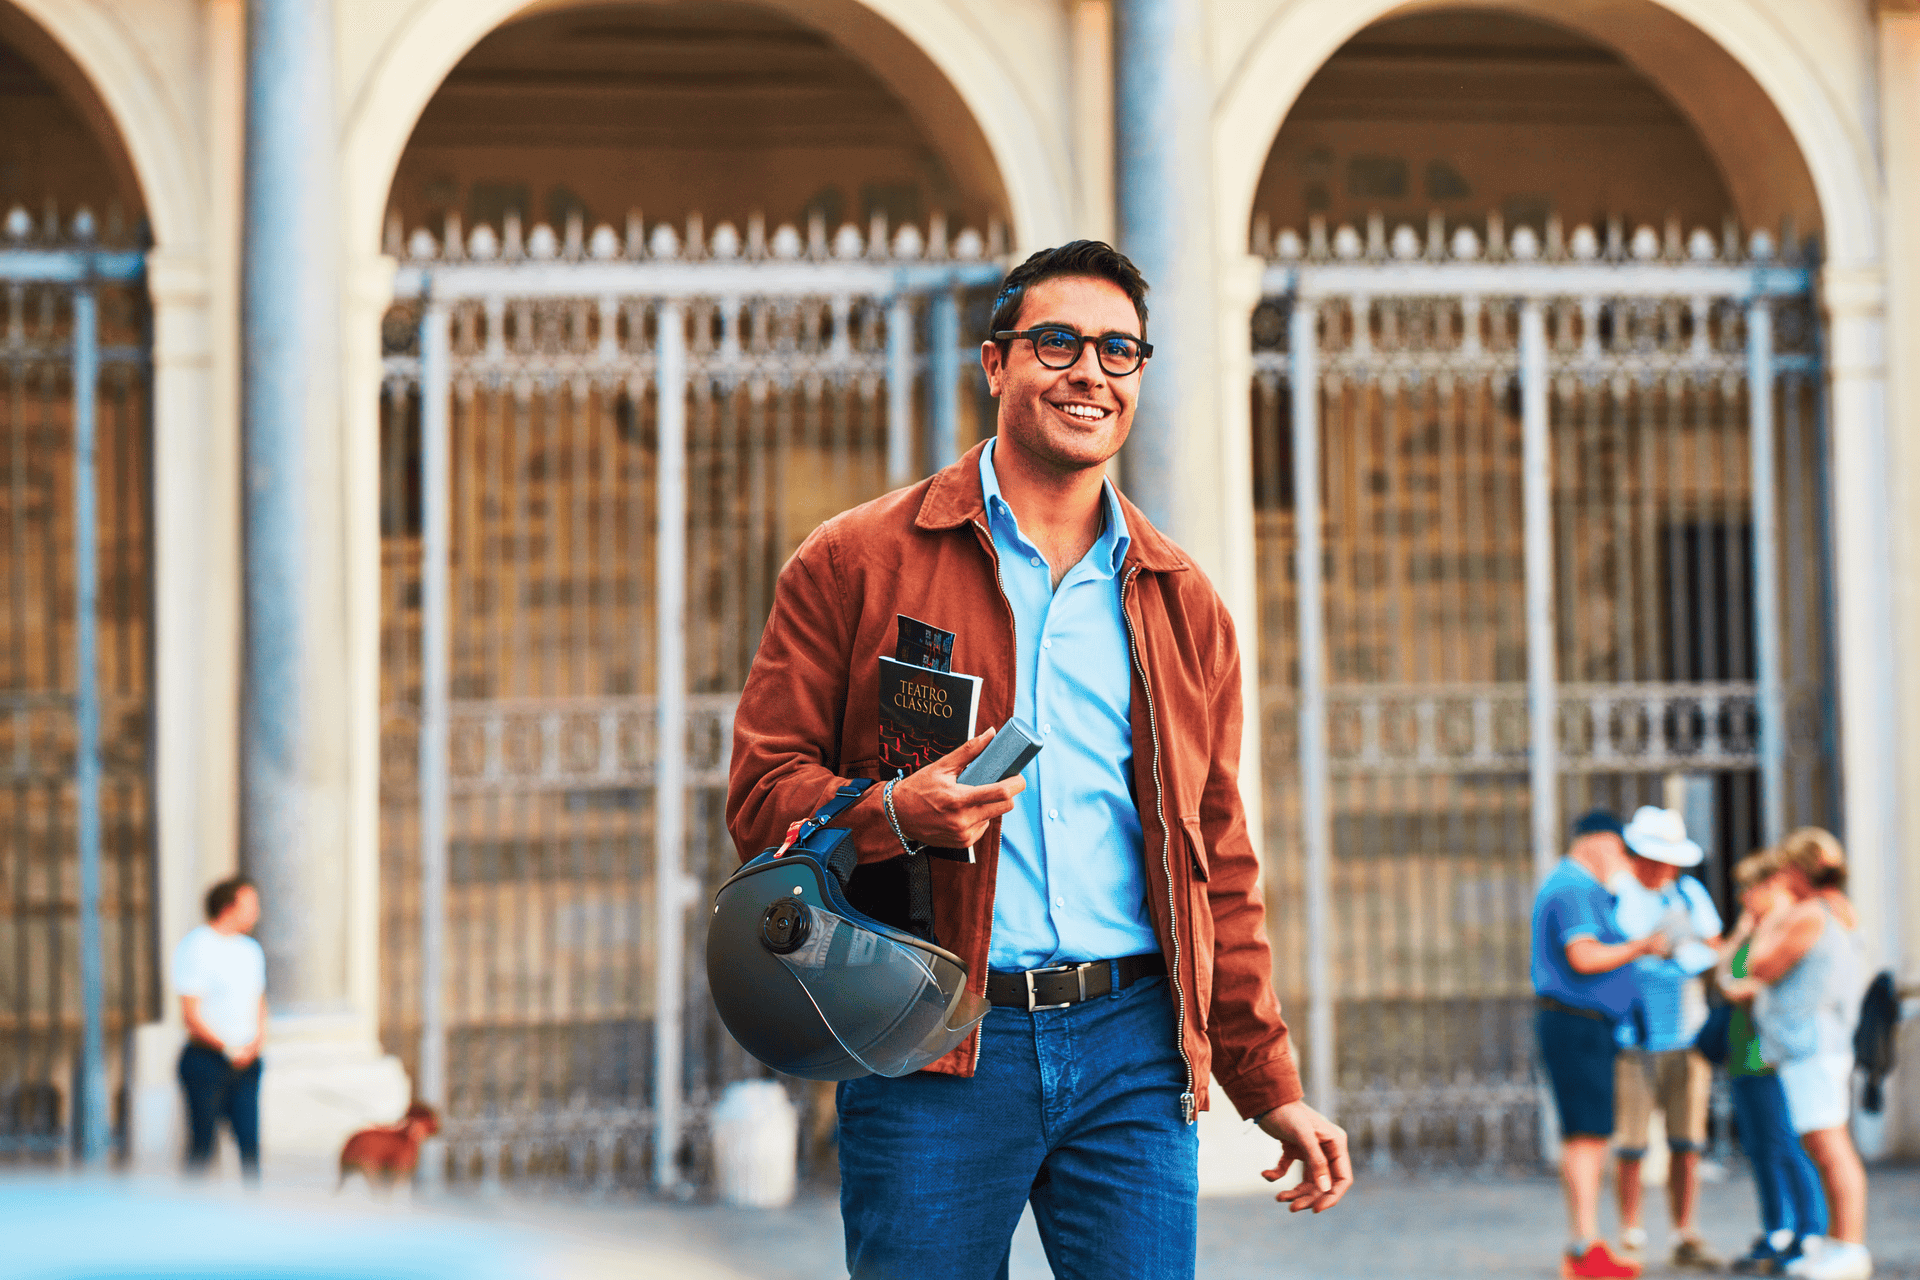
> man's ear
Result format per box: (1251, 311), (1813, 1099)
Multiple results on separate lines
(980, 341), (1003, 398)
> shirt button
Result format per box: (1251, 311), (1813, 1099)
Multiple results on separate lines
(1029, 556), (1042, 567)
(1048, 808), (1059, 820)
(1041, 639), (1052, 650)
(1053, 897), (1065, 909)
(1042, 724), (1052, 735)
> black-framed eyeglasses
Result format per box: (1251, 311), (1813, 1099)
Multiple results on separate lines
(995, 326), (1153, 376)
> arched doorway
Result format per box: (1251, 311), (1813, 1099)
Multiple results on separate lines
(1243, 9), (1835, 1168)
(0, 4), (153, 1162)
(374, 0), (1011, 1189)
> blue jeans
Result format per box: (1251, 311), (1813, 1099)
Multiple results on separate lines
(837, 975), (1198, 1280)
(178, 1043), (261, 1177)
(1731, 1072), (1827, 1240)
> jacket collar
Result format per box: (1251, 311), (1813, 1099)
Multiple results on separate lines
(915, 438), (1189, 574)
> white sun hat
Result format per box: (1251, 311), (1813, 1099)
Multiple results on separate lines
(1621, 805), (1704, 867)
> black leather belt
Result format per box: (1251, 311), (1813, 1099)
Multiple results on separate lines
(986, 954), (1166, 1011)
(1537, 996), (1609, 1023)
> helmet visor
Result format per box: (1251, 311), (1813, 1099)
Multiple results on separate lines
(772, 904), (989, 1077)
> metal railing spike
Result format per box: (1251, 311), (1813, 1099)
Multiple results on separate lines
(503, 212), (524, 260)
(443, 212), (463, 262)
(588, 223), (619, 261)
(526, 222), (559, 260)
(564, 211), (584, 261)
(407, 227), (437, 261)
(746, 212), (766, 259)
(709, 221), (740, 260)
(685, 212), (704, 259)
(625, 211), (645, 259)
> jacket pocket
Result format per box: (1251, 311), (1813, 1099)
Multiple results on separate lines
(1180, 817), (1214, 1032)
(1180, 815), (1210, 881)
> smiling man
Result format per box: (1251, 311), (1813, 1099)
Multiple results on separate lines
(727, 241), (1350, 1279)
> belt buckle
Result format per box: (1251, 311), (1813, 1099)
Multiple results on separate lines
(1025, 962), (1084, 1013)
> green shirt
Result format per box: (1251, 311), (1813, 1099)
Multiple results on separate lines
(1727, 941), (1772, 1078)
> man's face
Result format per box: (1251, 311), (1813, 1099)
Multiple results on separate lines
(1570, 832), (1628, 880)
(980, 275), (1143, 477)
(225, 886), (260, 934)
(1628, 853), (1677, 890)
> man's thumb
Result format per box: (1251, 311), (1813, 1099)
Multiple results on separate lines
(943, 727), (996, 769)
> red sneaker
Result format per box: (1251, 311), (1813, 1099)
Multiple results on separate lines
(1562, 1241), (1644, 1278)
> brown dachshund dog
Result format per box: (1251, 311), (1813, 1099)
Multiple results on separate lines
(337, 1102), (440, 1192)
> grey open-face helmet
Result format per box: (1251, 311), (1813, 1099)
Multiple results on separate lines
(706, 780), (988, 1081)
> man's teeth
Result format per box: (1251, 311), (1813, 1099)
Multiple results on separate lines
(1058, 403), (1106, 421)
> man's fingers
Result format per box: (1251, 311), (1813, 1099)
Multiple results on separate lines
(1297, 1131), (1332, 1194)
(936, 729), (998, 772)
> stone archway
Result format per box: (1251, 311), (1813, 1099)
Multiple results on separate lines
(342, 0), (1073, 261)
(1217, 0), (1899, 1005)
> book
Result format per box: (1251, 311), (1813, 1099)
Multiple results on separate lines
(895, 615), (955, 674)
(877, 656), (981, 775)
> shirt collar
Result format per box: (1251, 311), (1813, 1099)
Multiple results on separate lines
(979, 438), (1131, 579)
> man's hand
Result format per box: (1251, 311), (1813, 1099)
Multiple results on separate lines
(887, 729), (1026, 849)
(230, 1038), (262, 1069)
(1256, 1100), (1353, 1213)
(1640, 931), (1675, 959)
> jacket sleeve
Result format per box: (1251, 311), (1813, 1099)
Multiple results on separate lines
(1199, 603), (1307, 1119)
(725, 525), (900, 864)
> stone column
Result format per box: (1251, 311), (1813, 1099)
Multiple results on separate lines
(1822, 265), (1902, 984)
(1874, 0), (1920, 1159)
(1113, 0), (1220, 569)
(241, 0), (406, 1160)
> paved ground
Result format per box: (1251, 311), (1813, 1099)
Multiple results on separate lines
(442, 1163), (1920, 1279)
(10, 1163), (1916, 1277)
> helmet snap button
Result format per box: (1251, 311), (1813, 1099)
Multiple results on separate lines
(760, 898), (811, 954)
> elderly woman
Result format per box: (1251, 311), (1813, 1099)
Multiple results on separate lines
(1724, 829), (1870, 1280)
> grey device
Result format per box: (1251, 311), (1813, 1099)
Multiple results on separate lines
(957, 720), (1044, 786)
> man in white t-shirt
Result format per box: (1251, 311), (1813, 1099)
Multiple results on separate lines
(172, 876), (267, 1177)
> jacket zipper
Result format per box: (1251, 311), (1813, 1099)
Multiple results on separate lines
(1121, 565), (1196, 1124)
(969, 517), (1019, 1063)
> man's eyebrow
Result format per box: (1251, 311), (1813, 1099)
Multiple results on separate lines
(1026, 319), (1142, 339)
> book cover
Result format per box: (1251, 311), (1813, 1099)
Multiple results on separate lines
(877, 655), (981, 776)
(895, 615), (955, 674)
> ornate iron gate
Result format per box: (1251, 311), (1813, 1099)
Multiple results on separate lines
(0, 207), (154, 1163)
(378, 210), (1000, 1188)
(1252, 213), (1832, 1168)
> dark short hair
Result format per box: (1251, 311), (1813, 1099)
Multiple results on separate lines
(988, 240), (1149, 344)
(205, 876), (256, 921)
(1570, 809), (1623, 840)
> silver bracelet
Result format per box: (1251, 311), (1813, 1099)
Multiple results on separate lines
(882, 777), (925, 856)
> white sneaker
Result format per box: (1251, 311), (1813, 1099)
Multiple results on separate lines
(1787, 1239), (1873, 1280)
(1620, 1225), (1648, 1255)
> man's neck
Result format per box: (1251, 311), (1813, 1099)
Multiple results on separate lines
(210, 919), (243, 937)
(990, 434), (1108, 587)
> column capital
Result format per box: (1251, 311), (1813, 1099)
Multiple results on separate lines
(1821, 264), (1888, 318)
(347, 251), (398, 315)
(144, 253), (212, 307)
(1217, 251), (1267, 317)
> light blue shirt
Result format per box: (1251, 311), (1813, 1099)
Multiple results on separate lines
(1613, 874), (1723, 1051)
(980, 440), (1158, 971)
(1530, 859), (1640, 1021)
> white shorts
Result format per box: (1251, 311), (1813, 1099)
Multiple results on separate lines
(1777, 1052), (1853, 1134)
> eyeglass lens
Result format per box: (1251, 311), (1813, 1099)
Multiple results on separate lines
(1031, 328), (1143, 375)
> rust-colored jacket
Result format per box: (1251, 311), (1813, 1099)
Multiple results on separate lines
(725, 442), (1303, 1120)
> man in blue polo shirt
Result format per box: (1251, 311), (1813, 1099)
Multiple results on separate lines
(1533, 810), (1673, 1279)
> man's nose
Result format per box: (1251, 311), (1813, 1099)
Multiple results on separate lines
(1066, 341), (1106, 385)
